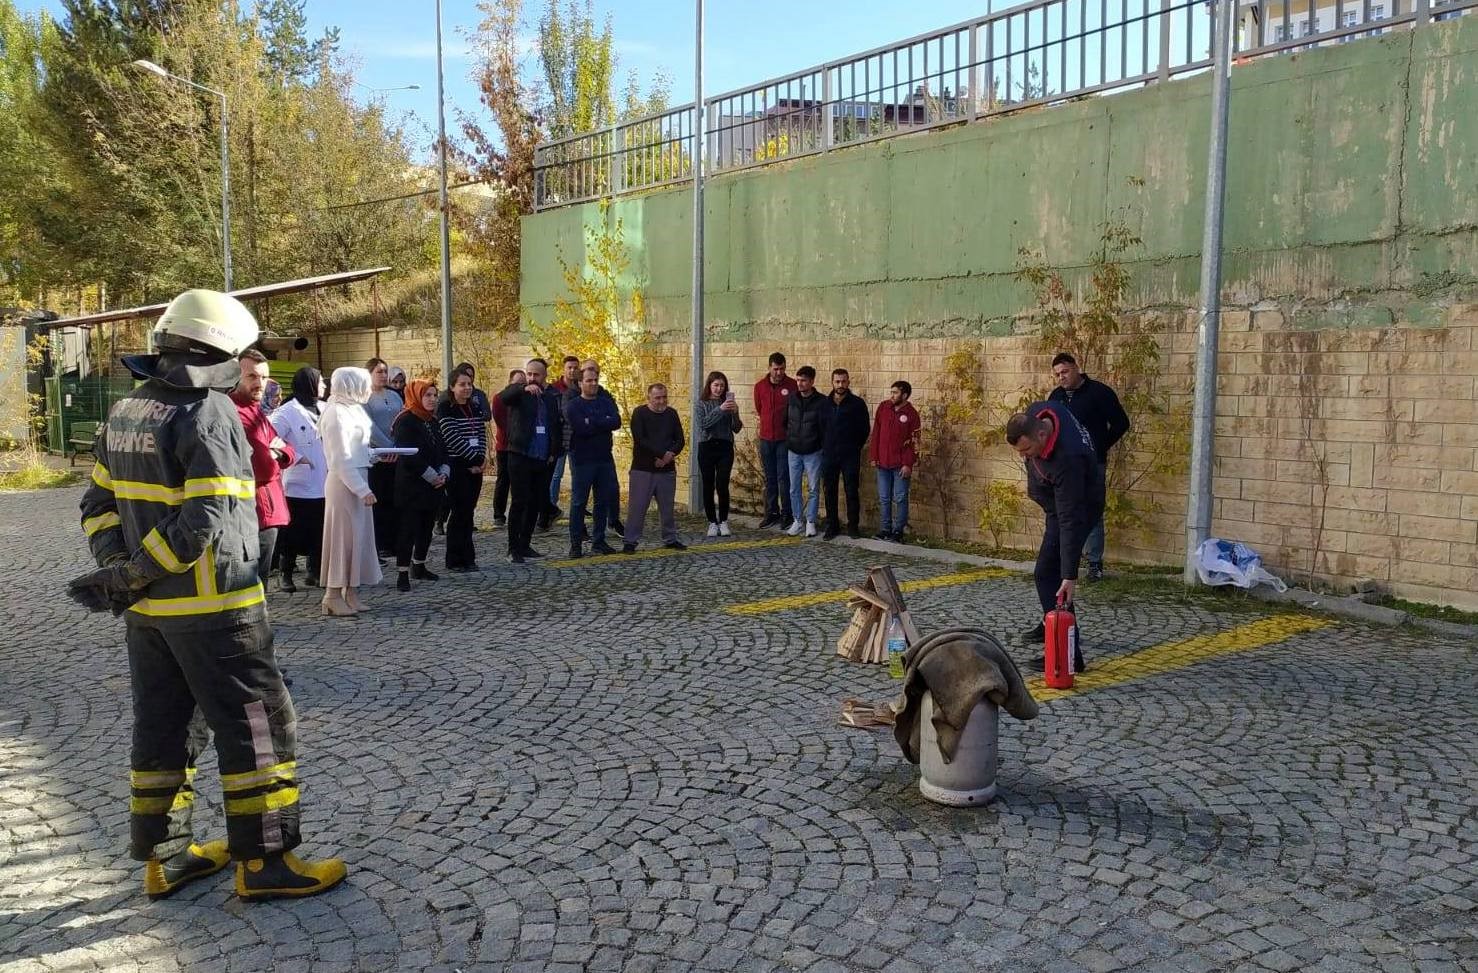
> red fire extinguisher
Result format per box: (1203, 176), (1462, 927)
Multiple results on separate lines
(1043, 594), (1077, 689)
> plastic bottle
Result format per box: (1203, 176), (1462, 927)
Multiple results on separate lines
(885, 613), (908, 679)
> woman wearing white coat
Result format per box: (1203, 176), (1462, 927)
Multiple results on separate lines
(269, 366), (328, 592)
(320, 366), (381, 616)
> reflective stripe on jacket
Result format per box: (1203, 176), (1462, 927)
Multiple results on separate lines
(80, 382), (266, 631)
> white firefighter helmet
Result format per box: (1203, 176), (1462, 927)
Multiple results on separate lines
(150, 289), (260, 359)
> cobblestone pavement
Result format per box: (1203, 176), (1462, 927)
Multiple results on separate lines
(2, 486), (1476, 973)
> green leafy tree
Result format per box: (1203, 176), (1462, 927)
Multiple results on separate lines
(258, 0), (337, 83)
(0, 1), (58, 301)
(539, 0), (614, 138)
(530, 200), (670, 419)
(457, 0), (670, 336)
(6, 0), (431, 310)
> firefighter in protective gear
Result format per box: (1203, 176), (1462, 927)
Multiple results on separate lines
(70, 289), (346, 901)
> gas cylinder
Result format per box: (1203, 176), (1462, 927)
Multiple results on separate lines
(1043, 595), (1077, 689)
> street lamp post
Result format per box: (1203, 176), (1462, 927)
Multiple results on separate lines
(434, 0), (454, 382)
(354, 82), (422, 95)
(1182, 0), (1235, 583)
(688, 0), (706, 514)
(133, 60), (232, 292)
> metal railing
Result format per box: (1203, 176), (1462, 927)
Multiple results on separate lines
(533, 0), (1476, 210)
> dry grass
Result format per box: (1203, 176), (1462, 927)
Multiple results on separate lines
(0, 451), (80, 492)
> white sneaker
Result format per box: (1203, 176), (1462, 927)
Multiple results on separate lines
(805, 521), (818, 538)
(718, 522), (733, 537)
(706, 523), (720, 538)
(785, 520), (804, 536)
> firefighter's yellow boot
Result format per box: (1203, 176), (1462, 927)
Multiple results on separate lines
(235, 851), (347, 901)
(143, 840), (231, 900)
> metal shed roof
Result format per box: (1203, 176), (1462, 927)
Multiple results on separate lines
(32, 267), (392, 331)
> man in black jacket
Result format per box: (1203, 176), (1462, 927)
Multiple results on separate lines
(784, 366), (826, 537)
(497, 358), (565, 562)
(623, 383), (686, 553)
(1007, 401), (1104, 670)
(819, 368), (870, 540)
(1047, 353), (1130, 581)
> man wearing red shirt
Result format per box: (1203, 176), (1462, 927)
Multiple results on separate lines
(230, 350), (295, 582)
(869, 380), (921, 542)
(751, 351), (799, 528)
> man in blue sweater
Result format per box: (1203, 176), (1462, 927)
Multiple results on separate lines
(1007, 401), (1104, 670)
(565, 367), (623, 558)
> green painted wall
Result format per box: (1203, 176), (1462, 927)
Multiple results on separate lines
(522, 17), (1478, 338)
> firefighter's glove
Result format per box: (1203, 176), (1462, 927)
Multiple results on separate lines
(66, 554), (158, 616)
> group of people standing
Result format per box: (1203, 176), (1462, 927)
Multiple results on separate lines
(750, 352), (921, 542)
(238, 346), (1128, 634)
(233, 355), (495, 617)
(239, 349), (933, 586)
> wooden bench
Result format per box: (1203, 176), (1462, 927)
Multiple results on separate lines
(68, 421), (100, 466)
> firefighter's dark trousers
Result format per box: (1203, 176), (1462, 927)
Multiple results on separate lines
(126, 615), (301, 862)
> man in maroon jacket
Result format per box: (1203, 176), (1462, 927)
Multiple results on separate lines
(752, 351), (799, 528)
(230, 350), (295, 582)
(869, 380), (921, 541)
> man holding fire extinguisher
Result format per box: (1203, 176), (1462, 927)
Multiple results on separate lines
(1006, 401), (1104, 672)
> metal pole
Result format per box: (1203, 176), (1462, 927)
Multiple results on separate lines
(218, 96), (232, 291)
(688, 0), (706, 514)
(1183, 0), (1235, 584)
(435, 0), (454, 382)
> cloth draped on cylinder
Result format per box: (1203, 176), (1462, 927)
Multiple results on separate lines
(893, 628), (1039, 764)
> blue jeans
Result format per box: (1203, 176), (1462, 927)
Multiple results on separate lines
(759, 439), (791, 521)
(1083, 462), (1107, 566)
(549, 453), (567, 505)
(876, 467), (911, 533)
(569, 456), (616, 544)
(787, 450), (823, 525)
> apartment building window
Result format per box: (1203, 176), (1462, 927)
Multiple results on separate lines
(1372, 4), (1387, 34)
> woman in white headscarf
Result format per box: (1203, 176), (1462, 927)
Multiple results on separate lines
(319, 366), (381, 616)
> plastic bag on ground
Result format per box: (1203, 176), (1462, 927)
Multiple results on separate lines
(1196, 538), (1288, 592)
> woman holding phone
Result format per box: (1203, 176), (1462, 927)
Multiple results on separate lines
(695, 370), (743, 537)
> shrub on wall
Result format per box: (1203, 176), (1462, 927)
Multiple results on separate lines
(1016, 217), (1190, 540)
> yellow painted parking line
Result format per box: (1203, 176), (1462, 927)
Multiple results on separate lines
(725, 568), (1011, 616)
(545, 536), (801, 568)
(1027, 613), (1333, 702)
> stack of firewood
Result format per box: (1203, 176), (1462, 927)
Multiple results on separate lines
(835, 566), (921, 664)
